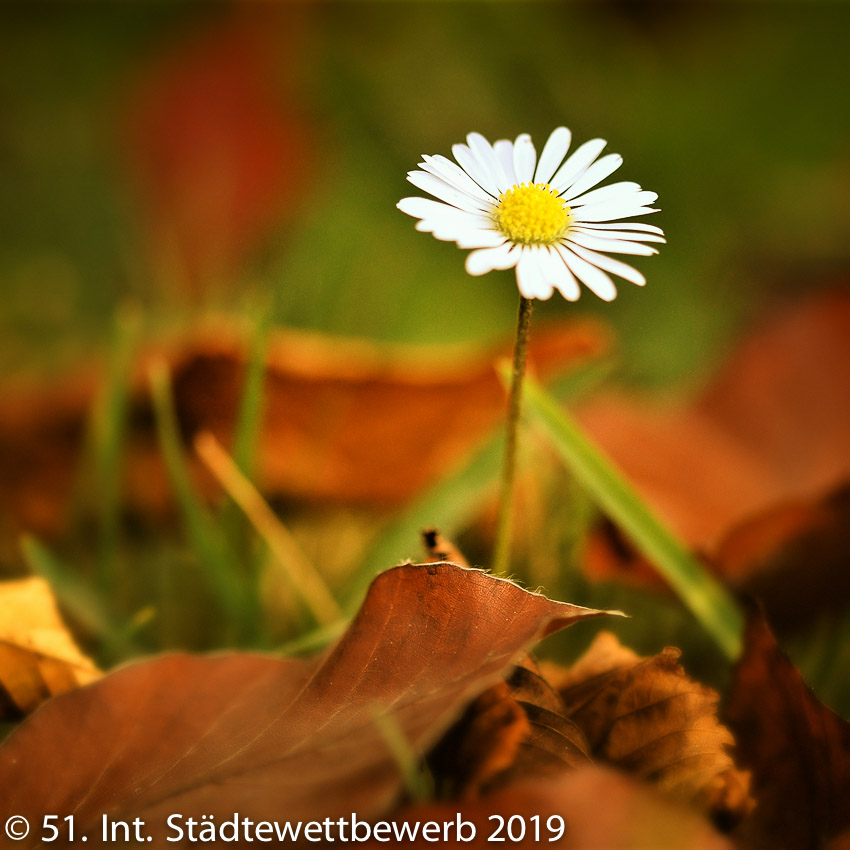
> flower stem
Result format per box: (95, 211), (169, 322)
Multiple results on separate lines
(492, 296), (534, 576)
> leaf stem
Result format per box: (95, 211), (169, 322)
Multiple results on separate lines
(492, 296), (534, 576)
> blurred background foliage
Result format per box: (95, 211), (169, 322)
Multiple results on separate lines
(1, 2), (849, 703)
(2, 2), (848, 384)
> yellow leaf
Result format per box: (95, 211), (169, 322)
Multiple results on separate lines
(0, 577), (100, 717)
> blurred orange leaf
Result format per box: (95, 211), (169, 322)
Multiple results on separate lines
(0, 319), (607, 545)
(581, 292), (850, 596)
(385, 768), (736, 850)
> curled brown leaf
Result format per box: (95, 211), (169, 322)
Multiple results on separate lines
(552, 632), (752, 824)
(0, 564), (613, 847)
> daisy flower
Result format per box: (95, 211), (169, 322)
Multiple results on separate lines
(397, 127), (664, 301)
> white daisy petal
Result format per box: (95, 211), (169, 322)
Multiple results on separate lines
(416, 214), (489, 236)
(513, 133), (536, 185)
(568, 243), (646, 286)
(574, 195), (659, 222)
(572, 225), (665, 244)
(409, 205), (493, 232)
(567, 181), (641, 209)
(465, 242), (520, 275)
(406, 171), (491, 214)
(398, 196), (468, 220)
(422, 221), (483, 241)
(414, 212), (492, 238)
(422, 154), (496, 204)
(488, 145), (513, 194)
(550, 138), (607, 194)
(493, 140), (518, 188)
(454, 229), (507, 249)
(401, 198), (489, 229)
(557, 244), (618, 301)
(534, 126), (571, 185)
(423, 220), (504, 246)
(467, 132), (506, 193)
(539, 245), (581, 301)
(517, 248), (554, 300)
(582, 221), (665, 235)
(452, 143), (500, 197)
(568, 231), (658, 256)
(561, 153), (623, 202)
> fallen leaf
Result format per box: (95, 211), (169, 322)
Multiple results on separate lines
(0, 318), (608, 545)
(725, 606), (850, 849)
(428, 658), (591, 800)
(0, 577), (100, 718)
(587, 482), (850, 633)
(579, 291), (850, 596)
(713, 484), (850, 630)
(427, 679), (532, 800)
(162, 319), (607, 508)
(0, 564), (612, 847)
(551, 632), (752, 824)
(383, 768), (736, 850)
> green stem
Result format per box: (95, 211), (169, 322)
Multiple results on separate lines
(492, 296), (534, 576)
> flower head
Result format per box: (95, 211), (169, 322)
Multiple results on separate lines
(397, 127), (664, 301)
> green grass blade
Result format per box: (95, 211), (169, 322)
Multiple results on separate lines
(21, 535), (119, 642)
(218, 308), (271, 569)
(232, 310), (271, 479)
(148, 360), (247, 628)
(518, 372), (743, 659)
(370, 707), (434, 802)
(88, 305), (141, 593)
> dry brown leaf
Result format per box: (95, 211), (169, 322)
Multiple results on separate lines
(713, 483), (850, 630)
(158, 318), (607, 508)
(0, 577), (100, 718)
(725, 607), (850, 849)
(383, 768), (736, 850)
(551, 632), (752, 824)
(428, 658), (591, 800)
(0, 564), (613, 847)
(427, 680), (532, 800)
(0, 318), (608, 546)
(580, 291), (850, 587)
(827, 829), (850, 850)
(502, 661), (593, 778)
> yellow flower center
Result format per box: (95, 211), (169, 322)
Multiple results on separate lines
(495, 182), (570, 245)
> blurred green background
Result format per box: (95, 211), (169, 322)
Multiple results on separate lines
(1, 2), (849, 701)
(2, 2), (848, 386)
